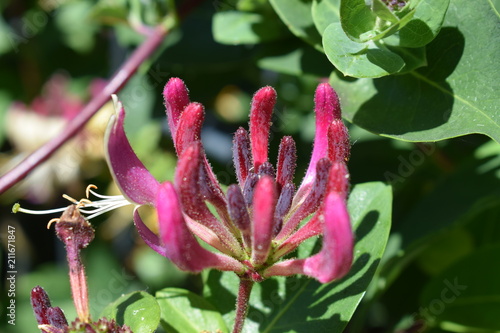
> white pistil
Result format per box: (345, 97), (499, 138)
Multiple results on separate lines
(12, 184), (133, 223)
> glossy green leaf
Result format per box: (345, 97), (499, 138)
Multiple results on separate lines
(156, 288), (228, 333)
(388, 0), (450, 47)
(212, 11), (287, 44)
(270, 0), (323, 50)
(330, 0), (500, 142)
(324, 23), (405, 78)
(204, 182), (392, 332)
(340, 0), (376, 41)
(420, 244), (500, 331)
(312, 0), (340, 35)
(100, 291), (161, 333)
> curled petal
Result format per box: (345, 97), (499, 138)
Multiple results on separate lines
(250, 86), (276, 170)
(251, 176), (277, 266)
(299, 83), (341, 198)
(276, 136), (297, 191)
(328, 119), (350, 163)
(175, 142), (242, 257)
(163, 77), (190, 138)
(157, 182), (244, 273)
(105, 96), (159, 205)
(278, 158), (332, 241)
(233, 127), (253, 187)
(133, 208), (166, 257)
(266, 193), (353, 283)
(304, 193), (353, 282)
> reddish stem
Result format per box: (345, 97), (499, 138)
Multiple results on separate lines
(233, 277), (254, 333)
(0, 25), (168, 194)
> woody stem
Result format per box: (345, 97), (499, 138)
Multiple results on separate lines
(232, 277), (254, 333)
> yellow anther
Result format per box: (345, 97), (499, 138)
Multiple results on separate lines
(62, 194), (79, 205)
(85, 184), (98, 199)
(47, 218), (60, 229)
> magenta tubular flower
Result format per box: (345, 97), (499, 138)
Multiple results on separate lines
(105, 78), (353, 284)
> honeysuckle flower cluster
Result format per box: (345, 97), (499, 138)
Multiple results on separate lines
(104, 78), (353, 284)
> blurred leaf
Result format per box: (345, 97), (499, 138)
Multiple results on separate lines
(330, 0), (500, 142)
(100, 291), (160, 333)
(270, 0), (323, 50)
(90, 0), (128, 25)
(324, 23), (405, 78)
(312, 0), (340, 35)
(55, 1), (99, 53)
(213, 11), (287, 44)
(156, 288), (229, 333)
(204, 182), (392, 332)
(0, 91), (12, 146)
(420, 244), (500, 331)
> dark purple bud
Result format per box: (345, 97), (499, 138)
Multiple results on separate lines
(276, 136), (297, 190)
(233, 127), (253, 187)
(242, 173), (259, 207)
(47, 307), (68, 329)
(227, 185), (252, 249)
(257, 161), (275, 179)
(273, 182), (295, 236)
(31, 286), (52, 325)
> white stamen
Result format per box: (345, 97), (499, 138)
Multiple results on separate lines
(12, 184), (133, 222)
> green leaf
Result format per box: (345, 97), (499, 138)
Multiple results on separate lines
(156, 288), (228, 333)
(204, 182), (392, 332)
(100, 291), (161, 333)
(213, 11), (287, 44)
(420, 244), (500, 331)
(324, 23), (405, 78)
(330, 0), (500, 142)
(312, 0), (340, 35)
(270, 0), (323, 50)
(340, 0), (376, 41)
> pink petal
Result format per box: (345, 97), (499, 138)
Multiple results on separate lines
(303, 192), (353, 283)
(233, 127), (253, 187)
(163, 77), (190, 138)
(133, 208), (167, 257)
(105, 96), (160, 205)
(249, 86), (276, 170)
(157, 182), (244, 273)
(251, 175), (277, 266)
(328, 162), (350, 199)
(298, 83), (341, 198)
